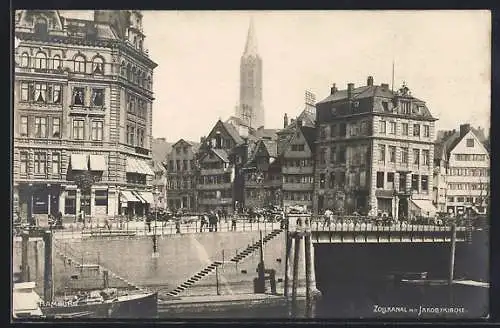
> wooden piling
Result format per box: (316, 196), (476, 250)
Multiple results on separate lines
(304, 231), (312, 318)
(448, 222), (457, 285)
(43, 230), (54, 304)
(284, 232), (292, 298)
(21, 231), (29, 282)
(291, 232), (301, 317)
(103, 270), (109, 289)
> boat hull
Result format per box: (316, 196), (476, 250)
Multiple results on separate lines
(41, 292), (158, 318)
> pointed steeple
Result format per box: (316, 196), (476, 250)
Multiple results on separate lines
(243, 18), (259, 57)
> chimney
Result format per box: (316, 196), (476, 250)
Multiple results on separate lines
(284, 113), (289, 128)
(381, 83), (389, 91)
(347, 83), (354, 99)
(367, 76), (374, 86)
(200, 136), (205, 144)
(460, 124), (471, 138)
(330, 83), (337, 95)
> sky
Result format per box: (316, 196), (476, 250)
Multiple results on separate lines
(142, 10), (491, 142)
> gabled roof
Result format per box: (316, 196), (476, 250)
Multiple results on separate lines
(212, 148), (230, 163)
(435, 126), (489, 161)
(152, 138), (173, 163)
(262, 140), (277, 158)
(300, 126), (316, 152)
(221, 121), (244, 144)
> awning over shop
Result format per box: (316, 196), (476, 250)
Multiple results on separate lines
(411, 199), (437, 217)
(126, 158), (155, 176)
(132, 191), (146, 203)
(89, 155), (106, 171)
(120, 190), (141, 203)
(138, 191), (155, 204)
(70, 154), (88, 171)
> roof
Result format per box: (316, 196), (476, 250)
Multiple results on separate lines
(212, 148), (230, 163)
(262, 140), (278, 158)
(243, 18), (259, 57)
(222, 121), (244, 145)
(434, 126), (489, 161)
(253, 128), (278, 140)
(300, 126), (316, 152)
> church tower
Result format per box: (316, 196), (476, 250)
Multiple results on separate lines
(237, 19), (264, 129)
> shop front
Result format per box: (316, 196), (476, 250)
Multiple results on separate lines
(17, 183), (61, 224)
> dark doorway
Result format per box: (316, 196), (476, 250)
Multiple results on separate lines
(398, 197), (408, 219)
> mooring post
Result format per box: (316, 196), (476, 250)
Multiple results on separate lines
(21, 231), (30, 282)
(448, 222), (457, 285)
(43, 230), (54, 304)
(284, 231), (292, 297)
(103, 270), (109, 289)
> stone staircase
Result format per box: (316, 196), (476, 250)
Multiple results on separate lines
(165, 228), (283, 297)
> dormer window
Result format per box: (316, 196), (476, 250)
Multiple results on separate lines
(382, 101), (389, 112)
(74, 55), (86, 73)
(92, 57), (104, 74)
(34, 18), (48, 36)
(401, 101), (411, 115)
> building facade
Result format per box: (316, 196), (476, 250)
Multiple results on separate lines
(314, 77), (437, 219)
(13, 10), (157, 222)
(441, 125), (490, 215)
(235, 19), (264, 129)
(165, 139), (199, 211)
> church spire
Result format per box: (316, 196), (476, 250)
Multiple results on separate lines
(243, 18), (259, 57)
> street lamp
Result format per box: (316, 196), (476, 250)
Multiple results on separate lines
(152, 188), (160, 258)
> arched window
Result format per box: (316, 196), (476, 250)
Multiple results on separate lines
(74, 55), (86, 73)
(52, 55), (61, 70)
(121, 61), (126, 76)
(21, 53), (29, 67)
(147, 76), (152, 90)
(138, 39), (143, 51)
(34, 18), (48, 36)
(126, 63), (131, 81)
(92, 56), (104, 74)
(34, 52), (47, 69)
(132, 67), (137, 84)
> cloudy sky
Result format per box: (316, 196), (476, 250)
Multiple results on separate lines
(142, 10), (491, 142)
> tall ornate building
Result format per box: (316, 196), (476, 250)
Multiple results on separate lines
(13, 10), (157, 222)
(235, 19), (264, 129)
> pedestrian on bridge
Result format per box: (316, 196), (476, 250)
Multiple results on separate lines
(231, 215), (237, 231)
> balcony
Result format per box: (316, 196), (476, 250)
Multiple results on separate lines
(245, 180), (281, 188)
(282, 166), (314, 174)
(197, 183), (231, 190)
(200, 167), (231, 175)
(282, 182), (314, 191)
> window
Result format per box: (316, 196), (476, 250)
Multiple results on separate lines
(127, 125), (135, 145)
(73, 87), (85, 106)
(379, 144), (386, 162)
(320, 126), (326, 139)
(21, 53), (29, 67)
(291, 144), (305, 151)
(413, 124), (420, 137)
(339, 146), (346, 163)
(52, 55), (61, 69)
(376, 172), (384, 188)
(137, 128), (144, 147)
(466, 138), (474, 147)
(401, 147), (409, 164)
(92, 57), (104, 74)
(339, 123), (347, 137)
(379, 120), (386, 134)
(319, 148), (326, 164)
(382, 101), (389, 112)
(360, 121), (368, 135)
(319, 173), (325, 188)
(94, 190), (108, 206)
(330, 146), (337, 163)
(183, 160), (188, 171)
(330, 124), (337, 137)
(34, 117), (47, 138)
(20, 116), (28, 136)
(424, 125), (430, 138)
(34, 52), (47, 69)
(51, 152), (60, 174)
(387, 172), (395, 189)
(91, 121), (103, 141)
(448, 196), (454, 203)
(34, 83), (47, 102)
(20, 82), (29, 101)
(91, 88), (104, 107)
(65, 190), (77, 215)
(73, 120), (85, 140)
(413, 149), (420, 165)
(176, 160), (181, 171)
(389, 146), (396, 163)
(401, 101), (410, 114)
(52, 85), (62, 103)
(420, 175), (429, 193)
(34, 152), (46, 174)
(422, 149), (430, 165)
(52, 117), (60, 138)
(389, 122), (396, 134)
(74, 55), (86, 73)
(169, 160), (174, 171)
(34, 18), (48, 36)
(411, 174), (419, 191)
(402, 123), (409, 136)
(20, 152), (29, 173)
